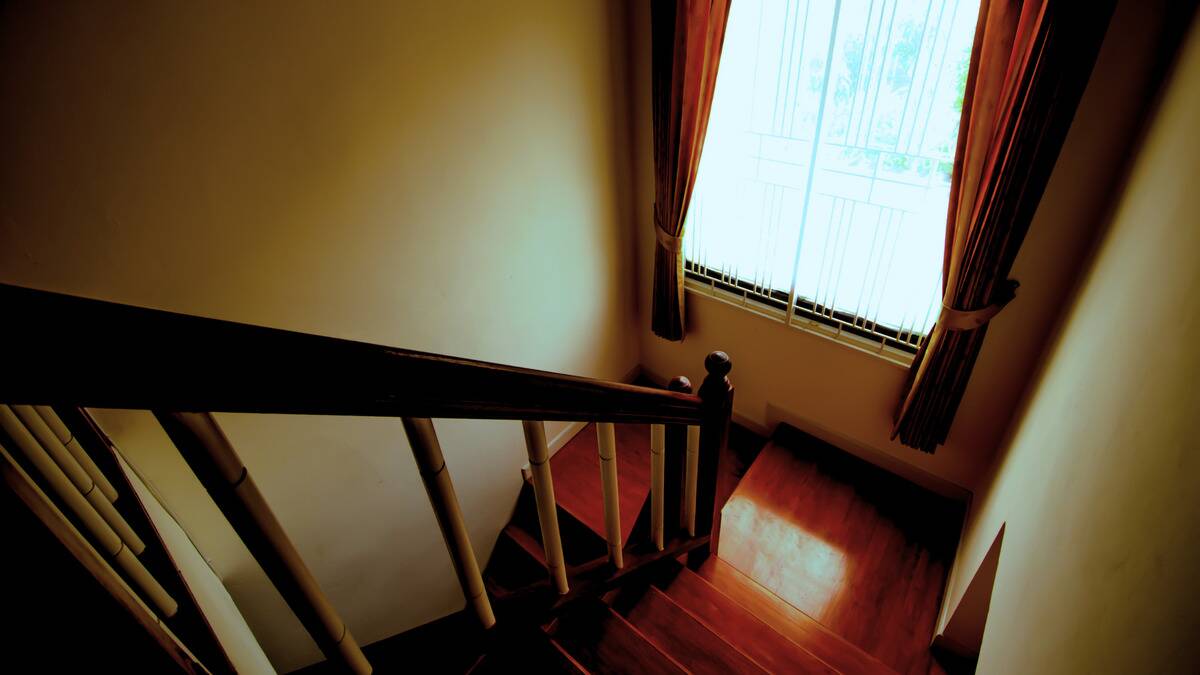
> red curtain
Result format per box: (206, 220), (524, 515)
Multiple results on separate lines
(650, 0), (731, 341)
(893, 0), (1115, 452)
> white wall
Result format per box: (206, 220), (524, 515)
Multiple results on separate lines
(116, 452), (275, 674)
(623, 0), (1170, 493)
(945, 11), (1200, 673)
(0, 1), (639, 671)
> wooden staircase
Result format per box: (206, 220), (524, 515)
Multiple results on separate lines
(467, 426), (898, 675)
(2, 285), (964, 674)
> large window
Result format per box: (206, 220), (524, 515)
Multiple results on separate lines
(684, 0), (979, 354)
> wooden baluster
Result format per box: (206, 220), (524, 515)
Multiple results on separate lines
(521, 421), (569, 594)
(595, 422), (623, 568)
(401, 418), (496, 629)
(155, 412), (372, 674)
(691, 351), (733, 565)
(1, 407), (177, 619)
(665, 377), (692, 540)
(684, 424), (700, 537)
(649, 423), (665, 551)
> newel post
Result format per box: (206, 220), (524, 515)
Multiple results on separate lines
(692, 351), (733, 564)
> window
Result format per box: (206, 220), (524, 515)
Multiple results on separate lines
(684, 0), (979, 354)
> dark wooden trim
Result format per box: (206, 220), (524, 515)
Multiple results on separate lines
(0, 283), (703, 424)
(54, 407), (237, 675)
(690, 352), (733, 566)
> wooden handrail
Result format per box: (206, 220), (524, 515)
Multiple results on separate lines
(2, 281), (735, 670)
(0, 283), (703, 424)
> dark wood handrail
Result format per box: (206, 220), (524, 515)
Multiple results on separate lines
(0, 284), (702, 423)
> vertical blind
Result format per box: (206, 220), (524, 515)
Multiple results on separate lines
(683, 0), (979, 353)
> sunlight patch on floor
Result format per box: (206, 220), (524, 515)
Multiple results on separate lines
(717, 493), (849, 619)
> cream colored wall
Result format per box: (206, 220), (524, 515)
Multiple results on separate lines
(944, 12), (1200, 673)
(116, 452), (276, 674)
(625, 0), (1169, 493)
(0, 1), (638, 672)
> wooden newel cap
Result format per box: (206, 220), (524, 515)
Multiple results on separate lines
(704, 351), (731, 378)
(668, 376), (693, 393)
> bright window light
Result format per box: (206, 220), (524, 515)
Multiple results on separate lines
(684, 0), (979, 351)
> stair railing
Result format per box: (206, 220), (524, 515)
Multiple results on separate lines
(0, 283), (734, 674)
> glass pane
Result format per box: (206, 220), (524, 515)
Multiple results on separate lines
(684, 0), (979, 337)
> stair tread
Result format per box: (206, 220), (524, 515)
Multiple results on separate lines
(620, 584), (768, 675)
(719, 432), (962, 673)
(484, 526), (547, 599)
(509, 482), (608, 568)
(469, 631), (588, 675)
(696, 557), (896, 675)
(550, 598), (687, 675)
(647, 562), (836, 674)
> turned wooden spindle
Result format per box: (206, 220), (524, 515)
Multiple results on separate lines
(692, 351), (733, 563)
(402, 418), (496, 629)
(521, 420), (569, 594)
(596, 422), (623, 568)
(156, 412), (372, 673)
(665, 377), (692, 540)
(650, 423), (665, 550)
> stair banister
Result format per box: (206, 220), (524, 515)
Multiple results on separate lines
(0, 283), (704, 424)
(520, 420), (569, 594)
(595, 422), (623, 569)
(0, 282), (737, 672)
(693, 351), (733, 563)
(649, 423), (666, 551)
(665, 377), (693, 540)
(401, 418), (497, 630)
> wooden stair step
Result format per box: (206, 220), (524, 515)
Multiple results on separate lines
(549, 422), (652, 544)
(509, 481), (609, 568)
(614, 583), (768, 675)
(483, 526), (548, 599)
(468, 631), (588, 675)
(645, 560), (836, 674)
(549, 598), (686, 675)
(696, 557), (896, 675)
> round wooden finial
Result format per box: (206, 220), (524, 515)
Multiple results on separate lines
(668, 376), (693, 393)
(704, 351), (731, 377)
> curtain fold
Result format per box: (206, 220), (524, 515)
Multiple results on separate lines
(893, 0), (1116, 452)
(650, 0), (731, 341)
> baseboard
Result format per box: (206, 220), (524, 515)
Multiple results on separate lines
(547, 421), (589, 455)
(765, 410), (971, 501)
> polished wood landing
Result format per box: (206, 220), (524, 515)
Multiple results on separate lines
(694, 557), (892, 675)
(309, 422), (932, 675)
(717, 426), (964, 674)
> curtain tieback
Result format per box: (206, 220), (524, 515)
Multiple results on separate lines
(939, 279), (1020, 331)
(655, 224), (683, 251)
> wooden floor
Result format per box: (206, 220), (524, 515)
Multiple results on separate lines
(549, 420), (767, 546)
(548, 422), (652, 544)
(717, 426), (964, 675)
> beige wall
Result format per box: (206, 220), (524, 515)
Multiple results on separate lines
(0, 1), (638, 671)
(625, 0), (1169, 494)
(116, 452), (276, 674)
(944, 12), (1200, 673)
